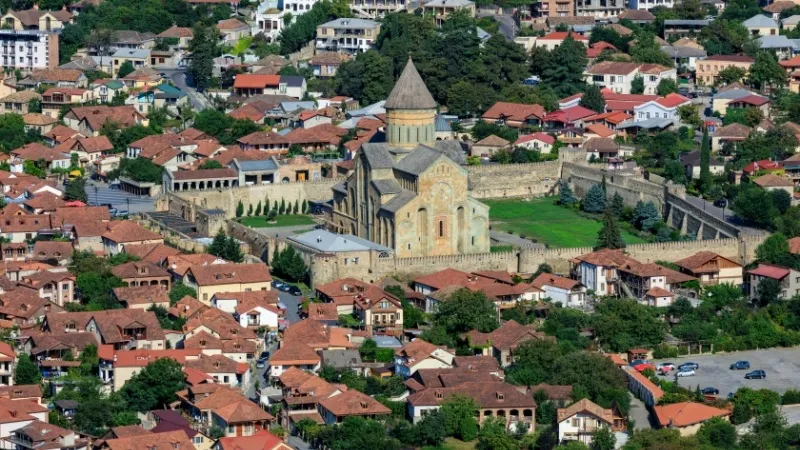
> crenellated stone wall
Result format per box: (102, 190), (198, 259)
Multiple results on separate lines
(466, 161), (562, 199)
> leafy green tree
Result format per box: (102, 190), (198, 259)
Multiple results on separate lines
(415, 410), (447, 447)
(198, 159), (224, 170)
(117, 358), (185, 411)
(583, 184), (606, 213)
(632, 201), (661, 231)
(271, 246), (307, 282)
(630, 34), (673, 66)
(721, 0), (764, 21)
(0, 113), (32, 151)
(593, 298), (666, 351)
(580, 85), (605, 113)
(773, 189), (792, 215)
(447, 80), (496, 117)
(440, 395), (479, 441)
(717, 66), (747, 86)
(236, 200), (244, 218)
(630, 75), (645, 95)
(317, 416), (401, 450)
(432, 288), (499, 337)
(732, 388), (781, 424)
(65, 178), (88, 203)
(592, 427), (616, 450)
(542, 35), (588, 96)
(476, 417), (519, 450)
(596, 210), (625, 250)
(168, 282), (196, 305)
(696, 416), (737, 448)
(776, 207), (800, 238)
(14, 354), (41, 385)
(335, 50), (394, 105)
(656, 78), (679, 95)
(188, 25), (217, 90)
(559, 180), (578, 206)
(748, 52), (787, 92)
(116, 61), (135, 78)
(115, 157), (163, 184)
(732, 186), (779, 227)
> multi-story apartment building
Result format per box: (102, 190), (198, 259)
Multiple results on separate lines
(532, 0), (573, 18)
(349, 0), (407, 19)
(628, 0), (673, 9)
(0, 30), (58, 70)
(696, 54), (754, 86)
(575, 0), (625, 19)
(254, 0), (285, 43)
(315, 18), (380, 53)
(421, 0), (476, 26)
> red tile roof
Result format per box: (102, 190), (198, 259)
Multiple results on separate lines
(656, 93), (691, 108)
(654, 402), (731, 428)
(748, 263), (791, 280)
(514, 132), (555, 145)
(541, 31), (588, 41)
(233, 74), (280, 89)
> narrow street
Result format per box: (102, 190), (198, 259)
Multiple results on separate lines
(162, 68), (213, 111)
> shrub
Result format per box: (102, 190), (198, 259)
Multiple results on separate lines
(783, 389), (800, 405)
(652, 344), (679, 359)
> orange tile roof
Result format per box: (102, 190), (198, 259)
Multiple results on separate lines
(557, 398), (613, 424)
(318, 389), (391, 417)
(654, 402), (730, 428)
(645, 286), (674, 298)
(531, 273), (580, 291)
(233, 74), (280, 89)
(102, 221), (163, 244)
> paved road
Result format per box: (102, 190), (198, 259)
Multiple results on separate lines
(162, 68), (213, 111)
(278, 290), (303, 323)
(476, 11), (517, 41)
(682, 194), (766, 236)
(253, 225), (318, 240)
(652, 347), (800, 396)
(85, 181), (156, 213)
(490, 230), (543, 248)
(628, 394), (654, 430)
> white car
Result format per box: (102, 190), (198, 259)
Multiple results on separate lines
(676, 369), (696, 377)
(657, 363), (675, 372)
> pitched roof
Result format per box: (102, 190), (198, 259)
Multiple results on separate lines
(557, 398), (614, 424)
(157, 26), (193, 38)
(216, 430), (288, 450)
(105, 430), (194, 450)
(748, 263), (791, 280)
(743, 14), (779, 28)
(113, 285), (170, 307)
(584, 137), (618, 152)
(318, 389), (391, 417)
(586, 61), (640, 75)
(702, 54), (755, 63)
(407, 381), (537, 409)
(111, 261), (170, 280)
(618, 9), (655, 20)
(674, 251), (740, 272)
(584, 124), (615, 138)
(515, 132), (555, 145)
(646, 286), (674, 298)
(384, 58), (436, 110)
(101, 221), (163, 244)
(753, 173), (792, 187)
(713, 123), (751, 138)
(656, 93), (691, 108)
(540, 31), (588, 41)
(654, 402), (730, 428)
(475, 134), (510, 147)
(269, 341), (321, 365)
(233, 74), (280, 89)
(216, 18), (248, 30)
(482, 102), (546, 123)
(186, 263), (272, 286)
(531, 273), (580, 290)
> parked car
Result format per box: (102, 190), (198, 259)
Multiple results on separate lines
(656, 363), (675, 371)
(108, 208), (119, 216)
(701, 387), (720, 395)
(271, 280), (284, 289)
(730, 361), (750, 370)
(630, 359), (649, 367)
(256, 359), (266, 369)
(259, 351), (270, 360)
(714, 199), (727, 208)
(288, 285), (302, 296)
(678, 362), (699, 371)
(633, 363), (655, 373)
(279, 284), (291, 292)
(676, 369), (696, 377)
(745, 370), (766, 380)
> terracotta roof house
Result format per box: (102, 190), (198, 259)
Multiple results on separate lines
(711, 123), (751, 152)
(9, 421), (88, 450)
(557, 398), (624, 446)
(318, 389), (391, 424)
(472, 134), (510, 157)
(42, 309), (166, 350)
(176, 384), (274, 437)
(407, 381), (537, 432)
(101, 221), (163, 255)
(394, 338), (455, 377)
(111, 261), (171, 291)
(17, 270), (76, 307)
(122, 243), (181, 265)
(216, 430), (292, 450)
(463, 320), (547, 367)
(112, 285), (171, 310)
(753, 173), (793, 193)
(183, 263), (272, 304)
(104, 429), (194, 450)
(674, 252), (743, 286)
(530, 273), (585, 307)
(531, 383), (573, 406)
(482, 102), (547, 128)
(168, 295), (209, 320)
(747, 263), (800, 300)
(654, 402), (731, 435)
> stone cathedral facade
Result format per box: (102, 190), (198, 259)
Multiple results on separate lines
(330, 58), (490, 258)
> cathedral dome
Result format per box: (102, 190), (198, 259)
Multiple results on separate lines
(384, 57), (437, 111)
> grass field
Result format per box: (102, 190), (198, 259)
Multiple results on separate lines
(485, 197), (647, 248)
(238, 214), (315, 228)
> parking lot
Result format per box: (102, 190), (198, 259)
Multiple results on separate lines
(652, 347), (800, 395)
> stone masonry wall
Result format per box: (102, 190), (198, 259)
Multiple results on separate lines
(173, 178), (343, 219)
(466, 161), (562, 199)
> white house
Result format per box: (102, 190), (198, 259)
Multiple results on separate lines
(514, 132), (555, 153)
(394, 339), (455, 378)
(585, 62), (676, 95)
(628, 0), (673, 9)
(235, 303), (280, 330)
(644, 286), (675, 307)
(254, 0), (285, 43)
(534, 32), (589, 51)
(557, 399), (617, 446)
(633, 93), (691, 124)
(531, 273), (586, 308)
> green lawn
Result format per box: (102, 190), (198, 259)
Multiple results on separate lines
(238, 214), (315, 228)
(485, 197), (647, 248)
(422, 438), (477, 450)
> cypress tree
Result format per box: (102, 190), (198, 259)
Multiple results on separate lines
(273, 200), (278, 213)
(208, 229), (227, 258)
(293, 199), (299, 214)
(609, 192), (625, 218)
(255, 201), (262, 216)
(235, 200), (244, 218)
(699, 127), (711, 193)
(302, 199), (308, 214)
(279, 199), (286, 214)
(596, 210), (626, 250)
(264, 198), (271, 215)
(247, 204), (253, 216)
(558, 180), (578, 206)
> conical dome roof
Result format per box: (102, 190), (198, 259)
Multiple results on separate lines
(384, 57), (437, 110)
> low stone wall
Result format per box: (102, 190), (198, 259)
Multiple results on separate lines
(467, 161), (562, 199)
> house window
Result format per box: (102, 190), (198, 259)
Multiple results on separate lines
(438, 220), (444, 237)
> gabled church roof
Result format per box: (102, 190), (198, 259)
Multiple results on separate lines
(384, 58), (437, 110)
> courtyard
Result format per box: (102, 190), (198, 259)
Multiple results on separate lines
(485, 198), (647, 248)
(238, 214), (316, 228)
